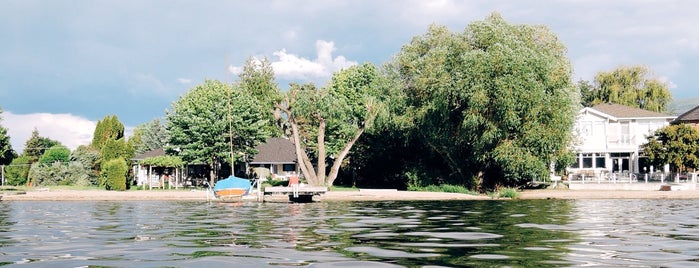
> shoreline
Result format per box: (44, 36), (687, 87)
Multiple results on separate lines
(0, 188), (698, 201)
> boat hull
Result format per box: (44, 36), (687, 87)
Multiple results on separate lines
(212, 176), (251, 201)
(215, 188), (247, 197)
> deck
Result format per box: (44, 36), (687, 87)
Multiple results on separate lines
(264, 186), (327, 202)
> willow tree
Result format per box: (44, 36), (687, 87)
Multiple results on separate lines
(277, 63), (388, 187)
(582, 65), (672, 113)
(390, 13), (579, 189)
(166, 80), (270, 185)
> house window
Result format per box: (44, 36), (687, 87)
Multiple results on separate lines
(620, 121), (630, 144)
(582, 153), (593, 168)
(595, 154), (606, 168)
(282, 164), (295, 172)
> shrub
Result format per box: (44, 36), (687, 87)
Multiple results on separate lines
(102, 158), (128, 191)
(410, 183), (478, 195)
(496, 187), (519, 199)
(5, 155), (31, 186)
(38, 145), (70, 165)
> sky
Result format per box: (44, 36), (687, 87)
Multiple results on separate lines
(1, 0), (698, 152)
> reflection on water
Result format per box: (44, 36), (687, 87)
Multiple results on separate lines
(0, 199), (697, 267)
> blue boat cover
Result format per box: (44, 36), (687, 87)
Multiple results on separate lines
(213, 176), (251, 192)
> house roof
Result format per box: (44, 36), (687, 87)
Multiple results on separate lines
(674, 105), (699, 123)
(586, 103), (675, 120)
(250, 137), (297, 164)
(132, 148), (165, 161)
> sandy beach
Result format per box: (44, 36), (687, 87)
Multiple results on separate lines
(1, 187), (698, 201)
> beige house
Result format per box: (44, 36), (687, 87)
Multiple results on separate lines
(250, 137), (299, 180)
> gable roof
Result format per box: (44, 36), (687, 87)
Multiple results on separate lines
(250, 137), (297, 164)
(584, 103), (675, 120)
(132, 148), (166, 161)
(674, 105), (699, 123)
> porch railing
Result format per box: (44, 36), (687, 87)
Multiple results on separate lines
(567, 171), (697, 184)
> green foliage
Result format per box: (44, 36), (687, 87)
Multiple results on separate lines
(581, 65), (672, 112)
(409, 184), (478, 195)
(101, 138), (133, 162)
(28, 161), (93, 187)
(4, 155), (31, 186)
(38, 145), (70, 165)
(91, 115), (125, 151)
(22, 128), (61, 161)
(70, 145), (101, 185)
(643, 124), (699, 172)
(0, 108), (16, 165)
(140, 155), (184, 168)
(389, 13), (578, 190)
(130, 118), (168, 155)
(494, 187), (520, 199)
(166, 79), (270, 182)
(101, 158), (128, 191)
(237, 57), (283, 137)
(280, 63), (390, 187)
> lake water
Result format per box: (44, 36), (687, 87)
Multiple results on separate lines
(1, 199), (698, 267)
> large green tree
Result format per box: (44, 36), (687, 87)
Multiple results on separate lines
(23, 128), (61, 162)
(0, 108), (15, 165)
(166, 79), (270, 185)
(581, 65), (672, 112)
(130, 118), (168, 155)
(237, 56), (283, 137)
(91, 115), (124, 151)
(390, 14), (578, 190)
(643, 124), (699, 174)
(277, 63), (389, 186)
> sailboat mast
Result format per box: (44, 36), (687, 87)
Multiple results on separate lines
(227, 55), (234, 176)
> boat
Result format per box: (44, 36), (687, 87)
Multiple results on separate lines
(212, 176), (252, 201)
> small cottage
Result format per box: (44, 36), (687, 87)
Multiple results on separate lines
(250, 137), (299, 180)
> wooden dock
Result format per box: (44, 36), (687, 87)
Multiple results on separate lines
(263, 186), (327, 202)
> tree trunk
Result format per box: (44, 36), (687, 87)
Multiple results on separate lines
(290, 120), (318, 185)
(209, 157), (216, 188)
(317, 118), (326, 186)
(326, 127), (365, 187)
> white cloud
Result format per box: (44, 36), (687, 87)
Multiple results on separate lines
(4, 112), (96, 152)
(177, 78), (192, 84)
(230, 40), (358, 81)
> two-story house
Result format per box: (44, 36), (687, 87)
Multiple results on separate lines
(568, 103), (676, 179)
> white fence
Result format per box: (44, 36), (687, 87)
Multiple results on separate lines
(565, 171), (697, 190)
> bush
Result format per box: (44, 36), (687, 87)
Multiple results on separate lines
(38, 145), (70, 165)
(27, 161), (92, 187)
(410, 183), (478, 195)
(495, 187), (519, 199)
(5, 155), (31, 186)
(101, 158), (128, 191)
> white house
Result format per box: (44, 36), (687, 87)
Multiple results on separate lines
(568, 103), (676, 179)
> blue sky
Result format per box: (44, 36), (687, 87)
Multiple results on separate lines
(1, 0), (698, 152)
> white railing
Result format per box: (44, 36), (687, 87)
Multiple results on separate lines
(567, 172), (697, 184)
